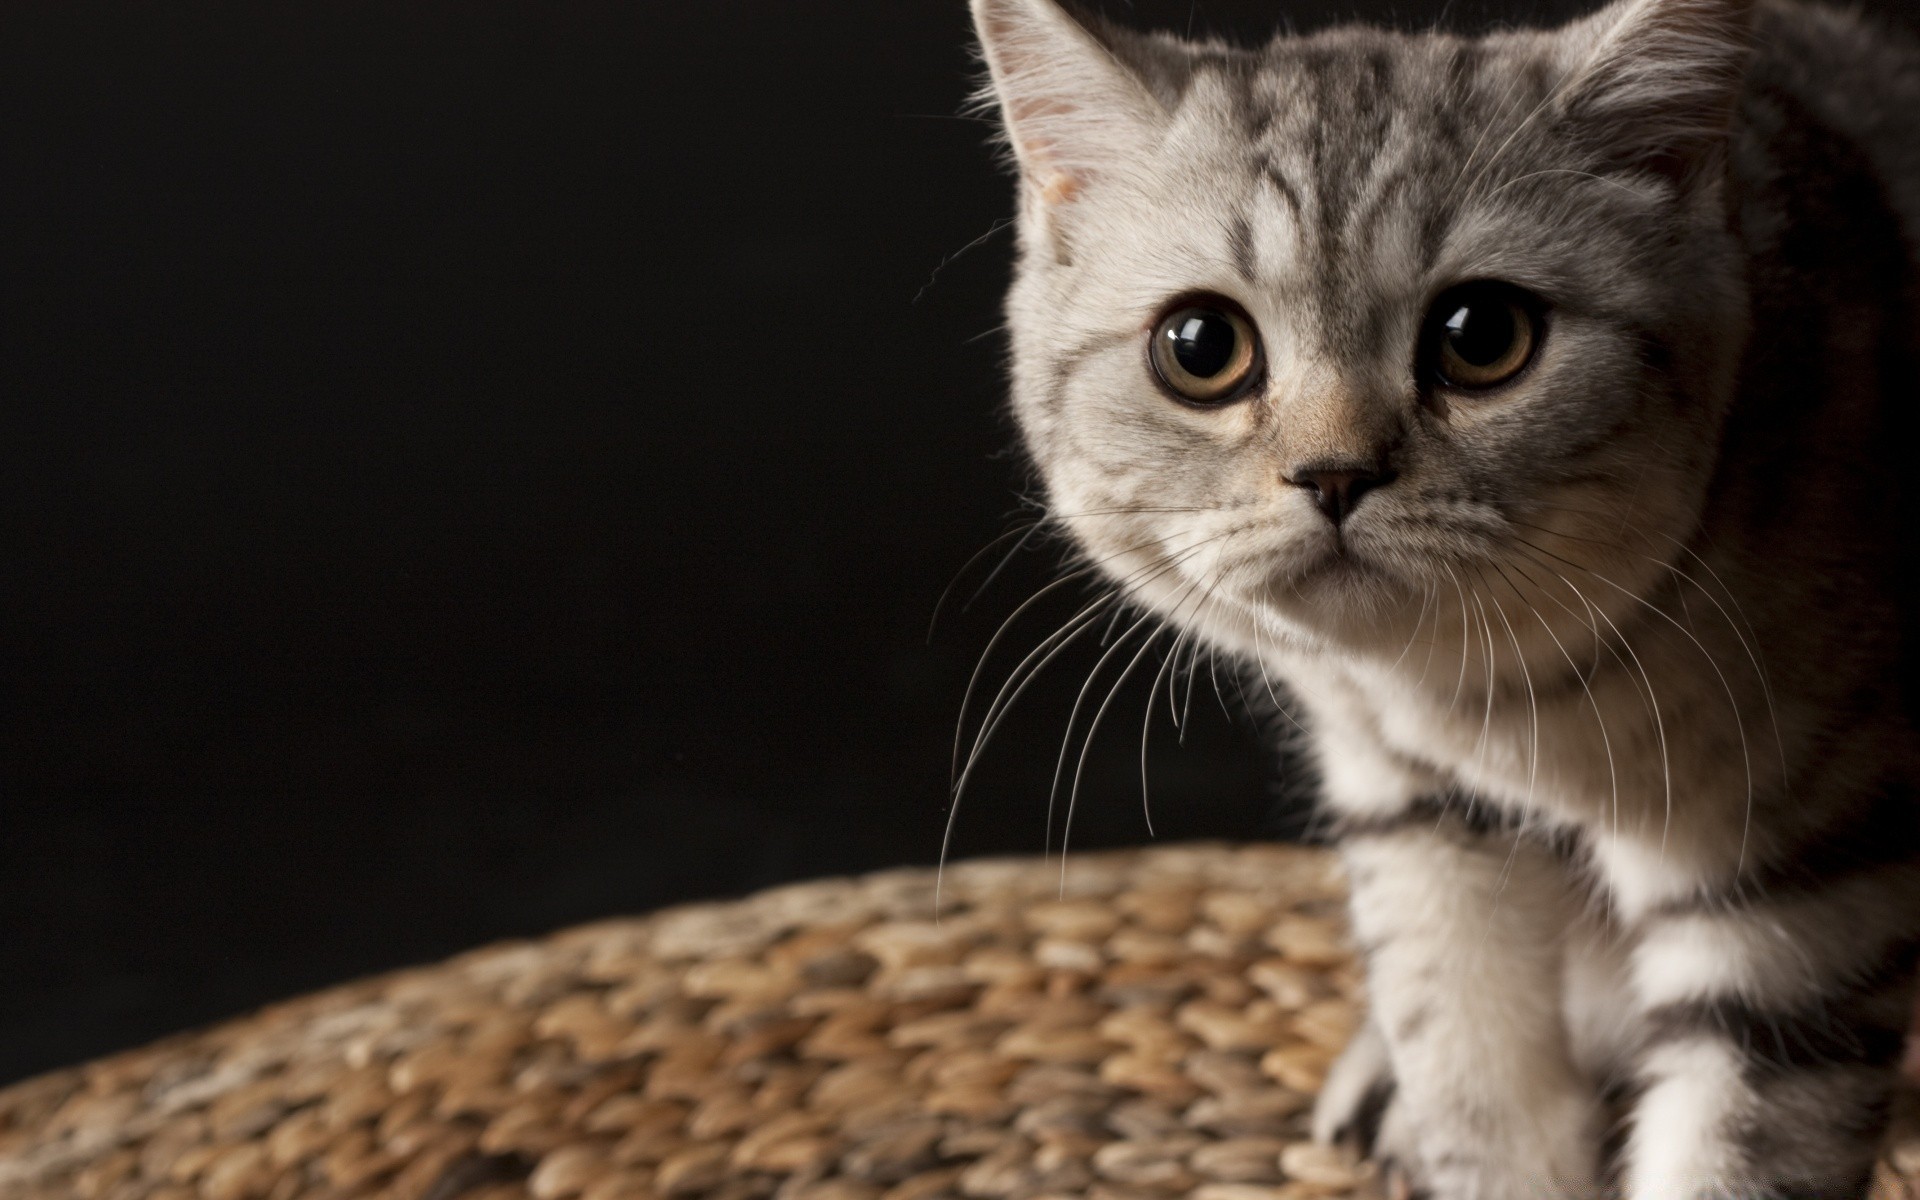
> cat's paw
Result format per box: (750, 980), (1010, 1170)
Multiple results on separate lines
(1410, 1090), (1604, 1200)
(1312, 1025), (1428, 1195)
(1314, 1020), (1601, 1199)
(1312, 1019), (1405, 1158)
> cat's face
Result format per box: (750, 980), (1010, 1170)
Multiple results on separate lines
(975, 0), (1753, 662)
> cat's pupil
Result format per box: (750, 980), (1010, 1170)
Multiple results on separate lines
(1168, 312), (1237, 379)
(1443, 302), (1516, 367)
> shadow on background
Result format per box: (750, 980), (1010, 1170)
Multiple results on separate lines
(3, 0), (1912, 1083)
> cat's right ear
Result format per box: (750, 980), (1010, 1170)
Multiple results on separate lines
(970, 0), (1165, 219)
(1554, 0), (1755, 190)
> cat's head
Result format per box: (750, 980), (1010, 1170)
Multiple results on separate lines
(971, 0), (1754, 664)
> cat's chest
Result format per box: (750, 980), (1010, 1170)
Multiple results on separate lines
(1293, 652), (1661, 824)
(1350, 671), (1535, 792)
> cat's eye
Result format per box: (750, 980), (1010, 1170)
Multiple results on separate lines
(1422, 282), (1542, 391)
(1149, 300), (1262, 405)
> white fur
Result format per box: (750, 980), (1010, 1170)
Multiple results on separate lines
(1337, 833), (1603, 1199)
(1590, 832), (1707, 920)
(1308, 710), (1440, 821)
(1624, 1038), (1751, 1199)
(1631, 911), (1777, 1007)
(1312, 1017), (1391, 1145)
(1561, 916), (1640, 1082)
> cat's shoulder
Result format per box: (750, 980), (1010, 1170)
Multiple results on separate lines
(1743, 2), (1920, 240)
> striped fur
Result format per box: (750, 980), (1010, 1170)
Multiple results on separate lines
(970, 0), (1920, 1194)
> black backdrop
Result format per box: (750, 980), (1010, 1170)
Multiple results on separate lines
(4, 0), (1913, 1085)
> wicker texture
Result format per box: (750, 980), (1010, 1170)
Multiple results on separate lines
(1, 843), (1916, 1200)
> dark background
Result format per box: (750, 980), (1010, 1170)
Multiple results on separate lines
(3, 0), (1912, 1085)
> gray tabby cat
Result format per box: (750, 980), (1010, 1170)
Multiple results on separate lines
(967, 0), (1920, 1194)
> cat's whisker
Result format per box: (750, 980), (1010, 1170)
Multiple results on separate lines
(956, 591), (1115, 801)
(949, 558), (1114, 787)
(1181, 588), (1225, 741)
(1141, 638), (1174, 839)
(1461, 564), (1540, 930)
(1385, 579), (1438, 675)
(1513, 499), (1663, 537)
(1440, 560), (1475, 717)
(1478, 568), (1541, 815)
(950, 520), (1224, 787)
(1409, 578), (1449, 692)
(929, 519), (1044, 645)
(892, 111), (998, 124)
(1208, 624), (1234, 724)
(1250, 612), (1309, 737)
(912, 217), (1013, 306)
(1444, 46), (1547, 207)
(1135, 565), (1227, 841)
(1650, 538), (1790, 802)
(1465, 585), (1500, 779)
(1509, 540), (1675, 858)
(948, 535), (1232, 899)
(1044, 534), (1233, 864)
(1502, 515), (1621, 550)
(1485, 167), (1650, 201)
(1162, 624), (1189, 733)
(1521, 539), (1758, 875)
(1054, 611), (1163, 891)
(1488, 553), (1623, 927)
(1518, 498), (1640, 522)
(964, 529), (1224, 792)
(938, 592), (1115, 917)
(955, 523), (1047, 620)
(1139, 610), (1207, 837)
(942, 531), (1224, 907)
(1047, 504), (1224, 517)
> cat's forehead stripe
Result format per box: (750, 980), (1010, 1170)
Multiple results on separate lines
(1257, 158), (1304, 221)
(1166, 34), (1580, 337)
(1228, 211), (1257, 286)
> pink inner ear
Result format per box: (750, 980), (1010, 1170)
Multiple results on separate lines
(1006, 95), (1085, 199)
(1039, 175), (1082, 206)
(1007, 95), (1074, 154)
(974, 0), (1166, 206)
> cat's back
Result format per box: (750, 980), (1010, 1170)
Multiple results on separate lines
(1748, 0), (1920, 249)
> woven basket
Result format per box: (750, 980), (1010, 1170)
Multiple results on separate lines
(3, 843), (1916, 1200)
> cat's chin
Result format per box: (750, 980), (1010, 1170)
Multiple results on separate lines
(1254, 545), (1419, 644)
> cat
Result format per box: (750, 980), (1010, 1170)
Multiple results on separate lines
(966, 0), (1920, 1195)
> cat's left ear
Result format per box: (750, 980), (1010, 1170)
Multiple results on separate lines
(970, 0), (1167, 213)
(1555, 0), (1756, 189)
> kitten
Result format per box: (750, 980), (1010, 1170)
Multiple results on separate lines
(968, 0), (1920, 1195)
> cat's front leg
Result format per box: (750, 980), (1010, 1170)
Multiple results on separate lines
(1330, 812), (1603, 1198)
(1307, 713), (1601, 1198)
(1613, 831), (1920, 1199)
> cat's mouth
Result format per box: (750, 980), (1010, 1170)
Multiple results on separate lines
(1259, 533), (1397, 601)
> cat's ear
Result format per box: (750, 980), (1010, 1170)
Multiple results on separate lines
(970, 0), (1166, 211)
(1556, 0), (1755, 188)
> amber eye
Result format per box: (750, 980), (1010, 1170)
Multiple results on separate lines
(1423, 282), (1542, 390)
(1150, 300), (1262, 405)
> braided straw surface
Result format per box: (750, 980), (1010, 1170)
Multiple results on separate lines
(2, 843), (1917, 1200)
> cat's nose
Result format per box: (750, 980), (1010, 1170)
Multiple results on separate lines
(1286, 463), (1392, 525)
